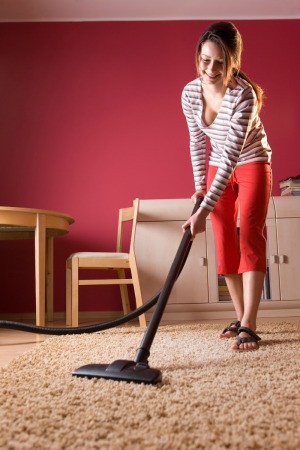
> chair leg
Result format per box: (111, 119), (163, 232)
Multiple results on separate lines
(46, 237), (54, 322)
(130, 261), (147, 328)
(71, 257), (79, 327)
(66, 261), (72, 326)
(117, 269), (131, 315)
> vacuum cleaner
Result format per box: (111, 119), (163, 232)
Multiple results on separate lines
(0, 197), (203, 384)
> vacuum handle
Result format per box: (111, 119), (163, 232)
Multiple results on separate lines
(189, 195), (204, 221)
(134, 196), (203, 364)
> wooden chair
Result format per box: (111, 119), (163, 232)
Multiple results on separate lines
(66, 199), (146, 328)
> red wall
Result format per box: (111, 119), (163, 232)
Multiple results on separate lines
(0, 20), (299, 315)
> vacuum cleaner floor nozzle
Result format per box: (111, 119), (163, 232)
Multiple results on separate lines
(72, 359), (162, 384)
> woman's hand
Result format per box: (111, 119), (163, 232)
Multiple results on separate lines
(182, 207), (210, 238)
(191, 190), (206, 205)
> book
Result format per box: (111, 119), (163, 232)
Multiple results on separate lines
(279, 175), (300, 189)
(281, 186), (300, 196)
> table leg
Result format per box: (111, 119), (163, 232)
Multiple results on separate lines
(46, 237), (54, 322)
(35, 214), (46, 326)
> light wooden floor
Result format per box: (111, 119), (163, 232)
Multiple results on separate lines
(0, 318), (139, 369)
(1, 316), (300, 369)
(0, 327), (51, 368)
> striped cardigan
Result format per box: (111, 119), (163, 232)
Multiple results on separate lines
(182, 76), (272, 211)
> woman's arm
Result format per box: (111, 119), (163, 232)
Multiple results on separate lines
(182, 85), (207, 193)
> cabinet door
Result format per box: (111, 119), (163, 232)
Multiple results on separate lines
(206, 220), (219, 303)
(276, 218), (300, 300)
(266, 218), (281, 301)
(135, 220), (208, 304)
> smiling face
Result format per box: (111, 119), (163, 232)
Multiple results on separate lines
(198, 40), (226, 86)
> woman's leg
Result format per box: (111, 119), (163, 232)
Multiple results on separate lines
(219, 274), (244, 337)
(208, 167), (240, 276)
(224, 274), (244, 320)
(207, 167), (244, 337)
(231, 271), (265, 349)
(231, 163), (272, 350)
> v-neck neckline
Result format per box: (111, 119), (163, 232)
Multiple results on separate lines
(200, 81), (229, 128)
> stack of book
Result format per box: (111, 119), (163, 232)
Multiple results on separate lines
(218, 271), (271, 301)
(279, 175), (300, 196)
(218, 275), (231, 302)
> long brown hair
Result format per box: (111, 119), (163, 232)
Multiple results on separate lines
(195, 22), (264, 110)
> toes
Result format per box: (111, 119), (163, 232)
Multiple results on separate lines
(232, 340), (259, 351)
(231, 341), (239, 350)
(219, 331), (236, 339)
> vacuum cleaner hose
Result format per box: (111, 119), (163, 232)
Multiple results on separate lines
(0, 197), (202, 336)
(0, 292), (160, 335)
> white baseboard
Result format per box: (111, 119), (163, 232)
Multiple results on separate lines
(1, 302), (299, 324)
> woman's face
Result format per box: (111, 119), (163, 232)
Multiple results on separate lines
(198, 40), (225, 86)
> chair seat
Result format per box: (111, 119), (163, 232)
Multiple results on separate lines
(68, 252), (129, 259)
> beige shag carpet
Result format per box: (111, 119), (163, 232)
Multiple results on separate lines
(1, 322), (300, 450)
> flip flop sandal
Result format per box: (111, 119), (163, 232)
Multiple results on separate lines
(235, 326), (261, 350)
(221, 320), (241, 335)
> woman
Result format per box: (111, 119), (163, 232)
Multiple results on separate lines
(182, 21), (272, 351)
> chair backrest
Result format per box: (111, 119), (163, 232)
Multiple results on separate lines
(116, 199), (139, 253)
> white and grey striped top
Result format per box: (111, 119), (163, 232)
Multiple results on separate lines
(182, 76), (272, 211)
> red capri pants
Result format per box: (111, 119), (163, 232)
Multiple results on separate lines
(207, 162), (272, 275)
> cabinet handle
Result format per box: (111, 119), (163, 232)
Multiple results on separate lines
(279, 255), (287, 264)
(270, 255), (288, 264)
(199, 257), (207, 266)
(271, 255), (279, 264)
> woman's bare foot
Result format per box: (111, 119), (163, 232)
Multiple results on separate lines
(218, 320), (241, 339)
(231, 326), (261, 351)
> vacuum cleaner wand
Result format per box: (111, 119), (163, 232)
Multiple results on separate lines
(73, 197), (202, 384)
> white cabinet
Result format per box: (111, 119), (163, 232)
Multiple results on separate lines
(134, 197), (300, 321)
(134, 200), (208, 321)
(268, 197), (300, 302)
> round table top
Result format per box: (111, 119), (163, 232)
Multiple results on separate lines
(0, 206), (74, 224)
(0, 206), (75, 238)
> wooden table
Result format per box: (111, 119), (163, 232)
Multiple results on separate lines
(0, 207), (74, 325)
